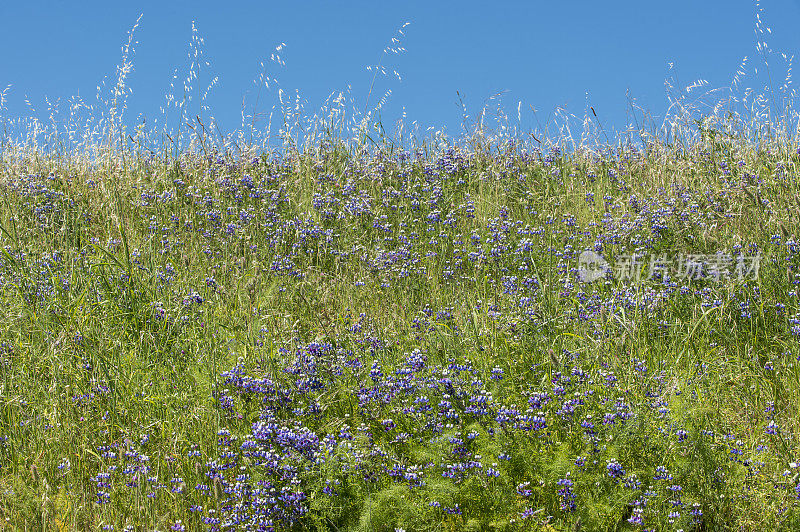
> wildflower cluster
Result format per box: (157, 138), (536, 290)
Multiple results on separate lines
(0, 137), (799, 530)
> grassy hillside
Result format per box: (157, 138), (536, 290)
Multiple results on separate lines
(1, 127), (800, 530)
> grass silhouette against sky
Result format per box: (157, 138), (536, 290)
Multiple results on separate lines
(2, 0), (800, 139)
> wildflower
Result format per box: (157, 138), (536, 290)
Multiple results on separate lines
(557, 477), (576, 512)
(607, 460), (625, 480)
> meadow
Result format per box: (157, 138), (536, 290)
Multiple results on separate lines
(2, 17), (800, 531)
(1, 119), (799, 531)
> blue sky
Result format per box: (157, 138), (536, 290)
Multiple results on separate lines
(2, 0), (800, 141)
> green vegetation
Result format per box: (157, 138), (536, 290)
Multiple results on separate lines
(0, 122), (800, 530)
(2, 13), (800, 528)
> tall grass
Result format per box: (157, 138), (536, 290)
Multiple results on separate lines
(1, 6), (800, 531)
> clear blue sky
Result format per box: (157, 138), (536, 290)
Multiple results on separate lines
(2, 0), (800, 141)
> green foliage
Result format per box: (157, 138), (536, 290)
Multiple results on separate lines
(1, 124), (800, 530)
